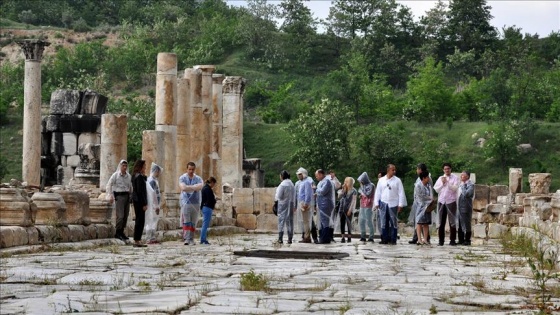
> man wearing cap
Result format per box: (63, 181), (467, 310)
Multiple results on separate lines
(106, 159), (133, 241)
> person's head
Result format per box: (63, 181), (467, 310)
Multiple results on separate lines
(419, 170), (430, 184)
(442, 162), (452, 176)
(343, 177), (355, 191)
(280, 170), (290, 181)
(461, 171), (470, 182)
(133, 160), (146, 175)
(329, 170), (336, 178)
(206, 176), (217, 188)
(119, 160), (128, 174)
(315, 169), (326, 181)
(187, 162), (196, 177)
(416, 163), (428, 175)
(150, 163), (162, 178)
(386, 164), (396, 178)
(296, 167), (307, 180)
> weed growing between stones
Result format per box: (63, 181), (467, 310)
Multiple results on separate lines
(339, 300), (351, 314)
(108, 245), (120, 254)
(500, 230), (560, 312)
(137, 280), (151, 292)
(429, 303), (438, 314)
(240, 269), (269, 292)
(309, 279), (329, 291)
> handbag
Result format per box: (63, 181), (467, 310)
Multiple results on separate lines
(426, 199), (437, 213)
(273, 200), (278, 216)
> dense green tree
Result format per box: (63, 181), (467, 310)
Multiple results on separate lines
(287, 99), (353, 171)
(418, 0), (449, 61)
(279, 0), (317, 68)
(237, 0), (280, 64)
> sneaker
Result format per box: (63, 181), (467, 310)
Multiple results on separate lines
(347, 238), (351, 242)
(408, 240), (417, 244)
(278, 240), (283, 244)
(360, 238), (366, 242)
(341, 238), (346, 243)
(133, 243), (147, 247)
(200, 241), (210, 245)
(449, 242), (457, 246)
(463, 241), (471, 246)
(184, 241), (190, 245)
(287, 240), (292, 244)
(438, 243), (444, 246)
(367, 238), (374, 242)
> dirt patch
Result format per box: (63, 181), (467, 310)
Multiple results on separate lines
(0, 28), (121, 65)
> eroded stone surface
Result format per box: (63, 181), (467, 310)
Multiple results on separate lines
(0, 234), (554, 314)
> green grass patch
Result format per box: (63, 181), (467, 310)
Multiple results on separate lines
(0, 114), (23, 181)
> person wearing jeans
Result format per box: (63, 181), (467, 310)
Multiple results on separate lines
(179, 162), (203, 245)
(357, 172), (375, 242)
(200, 177), (217, 245)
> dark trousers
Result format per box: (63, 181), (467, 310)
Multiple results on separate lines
(438, 202), (457, 244)
(340, 214), (352, 236)
(114, 194), (130, 237)
(133, 202), (145, 241)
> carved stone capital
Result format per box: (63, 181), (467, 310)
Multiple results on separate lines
(194, 65), (216, 74)
(17, 39), (50, 61)
(212, 73), (225, 84)
(223, 76), (246, 95)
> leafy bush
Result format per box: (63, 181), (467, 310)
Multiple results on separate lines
(240, 269), (269, 292)
(72, 17), (91, 32)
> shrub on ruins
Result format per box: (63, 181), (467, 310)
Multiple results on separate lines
(0, 61), (24, 121)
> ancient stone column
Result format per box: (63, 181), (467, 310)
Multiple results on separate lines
(155, 53), (177, 194)
(17, 39), (50, 186)
(186, 68), (203, 171)
(528, 173), (552, 195)
(176, 76), (190, 180)
(142, 130), (165, 176)
(194, 65), (215, 180)
(99, 114), (127, 191)
(509, 168), (523, 194)
(212, 73), (224, 198)
(222, 76), (246, 188)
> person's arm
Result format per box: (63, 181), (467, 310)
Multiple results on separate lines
(105, 173), (115, 203)
(463, 182), (475, 199)
(179, 177), (204, 192)
(373, 180), (382, 208)
(397, 180), (407, 209)
(448, 175), (460, 192)
(433, 177), (444, 193)
(348, 192), (357, 216)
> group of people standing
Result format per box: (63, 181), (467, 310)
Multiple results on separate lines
(275, 163), (475, 246)
(106, 160), (218, 247)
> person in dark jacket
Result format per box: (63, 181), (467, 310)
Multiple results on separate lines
(131, 160), (148, 247)
(457, 171), (475, 245)
(200, 177), (217, 245)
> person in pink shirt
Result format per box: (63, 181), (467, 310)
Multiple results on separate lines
(433, 163), (460, 246)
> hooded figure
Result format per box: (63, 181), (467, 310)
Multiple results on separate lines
(105, 159), (133, 241)
(357, 172), (376, 242)
(295, 167), (316, 243)
(275, 170), (295, 244)
(145, 163), (162, 244)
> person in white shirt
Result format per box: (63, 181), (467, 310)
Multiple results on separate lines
(373, 164), (407, 245)
(106, 159), (133, 241)
(433, 162), (460, 246)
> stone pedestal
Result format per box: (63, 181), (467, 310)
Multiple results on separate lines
(253, 187), (275, 215)
(32, 192), (67, 226)
(528, 173), (551, 194)
(194, 65), (215, 179)
(163, 192), (180, 221)
(473, 184), (489, 211)
(0, 188), (36, 226)
(89, 199), (112, 224)
(233, 188), (254, 215)
(212, 74), (224, 198)
(57, 190), (90, 225)
(99, 114), (127, 191)
(18, 39), (50, 186)
(222, 77), (246, 188)
(509, 168), (523, 194)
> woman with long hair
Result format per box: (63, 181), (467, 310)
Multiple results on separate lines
(131, 160), (148, 247)
(338, 177), (357, 243)
(200, 177), (217, 245)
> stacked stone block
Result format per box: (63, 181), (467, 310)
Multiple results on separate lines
(41, 89), (107, 187)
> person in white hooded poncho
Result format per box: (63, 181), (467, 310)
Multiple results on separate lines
(275, 170), (295, 244)
(145, 163), (162, 244)
(295, 167), (317, 243)
(357, 172), (375, 242)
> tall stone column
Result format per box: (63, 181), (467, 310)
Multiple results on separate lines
(99, 114), (127, 191)
(155, 53), (177, 194)
(222, 77), (246, 188)
(193, 65), (215, 180)
(142, 130), (165, 175)
(17, 39), (50, 186)
(176, 76), (190, 180)
(186, 68), (203, 172)
(212, 74), (224, 198)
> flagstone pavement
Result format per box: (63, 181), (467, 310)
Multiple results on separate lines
(0, 233), (558, 314)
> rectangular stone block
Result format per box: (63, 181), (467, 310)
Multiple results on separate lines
(62, 132), (78, 155)
(497, 195), (510, 204)
(473, 184), (489, 211)
(0, 226), (31, 248)
(236, 213), (257, 230)
(488, 223), (508, 239)
(256, 213), (278, 232)
(57, 165), (74, 186)
(32, 192), (67, 226)
(476, 212), (495, 224)
(59, 115), (101, 133)
(78, 132), (101, 145)
(89, 199), (112, 224)
(233, 188), (254, 215)
(57, 190), (90, 225)
(473, 223), (487, 239)
(511, 205), (524, 214)
(515, 193), (530, 205)
(67, 225), (86, 242)
(253, 188), (276, 215)
(486, 203), (508, 214)
(95, 224), (115, 239)
(509, 168), (523, 194)
(66, 155), (81, 167)
(490, 185), (508, 203)
(51, 132), (63, 155)
(0, 188), (35, 226)
(43, 115), (60, 132)
(50, 89), (82, 115)
(498, 213), (521, 226)
(80, 90), (108, 115)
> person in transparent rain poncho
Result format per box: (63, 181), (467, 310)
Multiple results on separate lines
(145, 163), (162, 244)
(357, 172), (376, 243)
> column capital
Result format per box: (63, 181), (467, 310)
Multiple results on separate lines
(212, 73), (225, 84)
(193, 65), (216, 74)
(17, 39), (50, 61)
(223, 76), (246, 95)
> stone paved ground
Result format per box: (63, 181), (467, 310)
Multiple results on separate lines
(0, 233), (558, 315)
